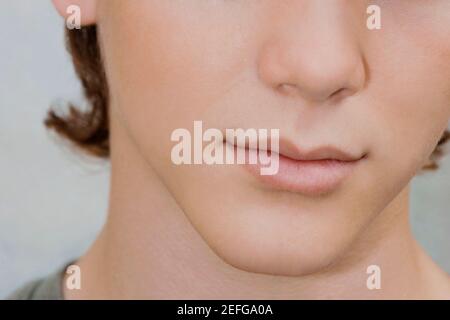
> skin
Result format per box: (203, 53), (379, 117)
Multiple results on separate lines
(53, 0), (450, 299)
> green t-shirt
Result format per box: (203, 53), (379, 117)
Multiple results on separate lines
(7, 268), (64, 300)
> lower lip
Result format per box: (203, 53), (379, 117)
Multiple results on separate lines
(244, 151), (363, 196)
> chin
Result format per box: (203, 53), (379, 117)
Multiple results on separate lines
(196, 199), (362, 277)
(211, 230), (349, 277)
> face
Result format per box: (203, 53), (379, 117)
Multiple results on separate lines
(94, 0), (450, 276)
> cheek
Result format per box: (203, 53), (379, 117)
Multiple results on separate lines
(364, 8), (450, 172)
(98, 0), (255, 160)
(100, 0), (252, 108)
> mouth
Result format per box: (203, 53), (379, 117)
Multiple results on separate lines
(226, 138), (367, 196)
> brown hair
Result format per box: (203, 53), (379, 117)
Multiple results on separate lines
(45, 27), (450, 169)
(45, 26), (109, 158)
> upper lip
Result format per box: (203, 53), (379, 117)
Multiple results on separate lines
(276, 139), (364, 161)
(226, 137), (365, 162)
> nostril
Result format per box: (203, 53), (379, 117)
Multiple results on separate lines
(329, 88), (354, 103)
(277, 83), (300, 96)
(330, 88), (345, 99)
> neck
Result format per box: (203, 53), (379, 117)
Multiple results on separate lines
(65, 118), (448, 300)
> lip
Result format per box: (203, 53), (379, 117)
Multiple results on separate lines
(232, 139), (366, 196)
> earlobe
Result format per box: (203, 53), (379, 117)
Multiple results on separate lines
(52, 0), (97, 26)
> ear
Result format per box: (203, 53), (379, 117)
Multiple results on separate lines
(52, 0), (97, 26)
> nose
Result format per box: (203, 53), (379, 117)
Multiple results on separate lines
(258, 2), (367, 103)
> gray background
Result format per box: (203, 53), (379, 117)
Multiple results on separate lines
(0, 1), (449, 299)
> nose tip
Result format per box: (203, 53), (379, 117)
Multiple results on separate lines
(259, 39), (367, 103)
(257, 2), (368, 104)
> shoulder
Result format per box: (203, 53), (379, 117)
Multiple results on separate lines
(6, 270), (64, 300)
